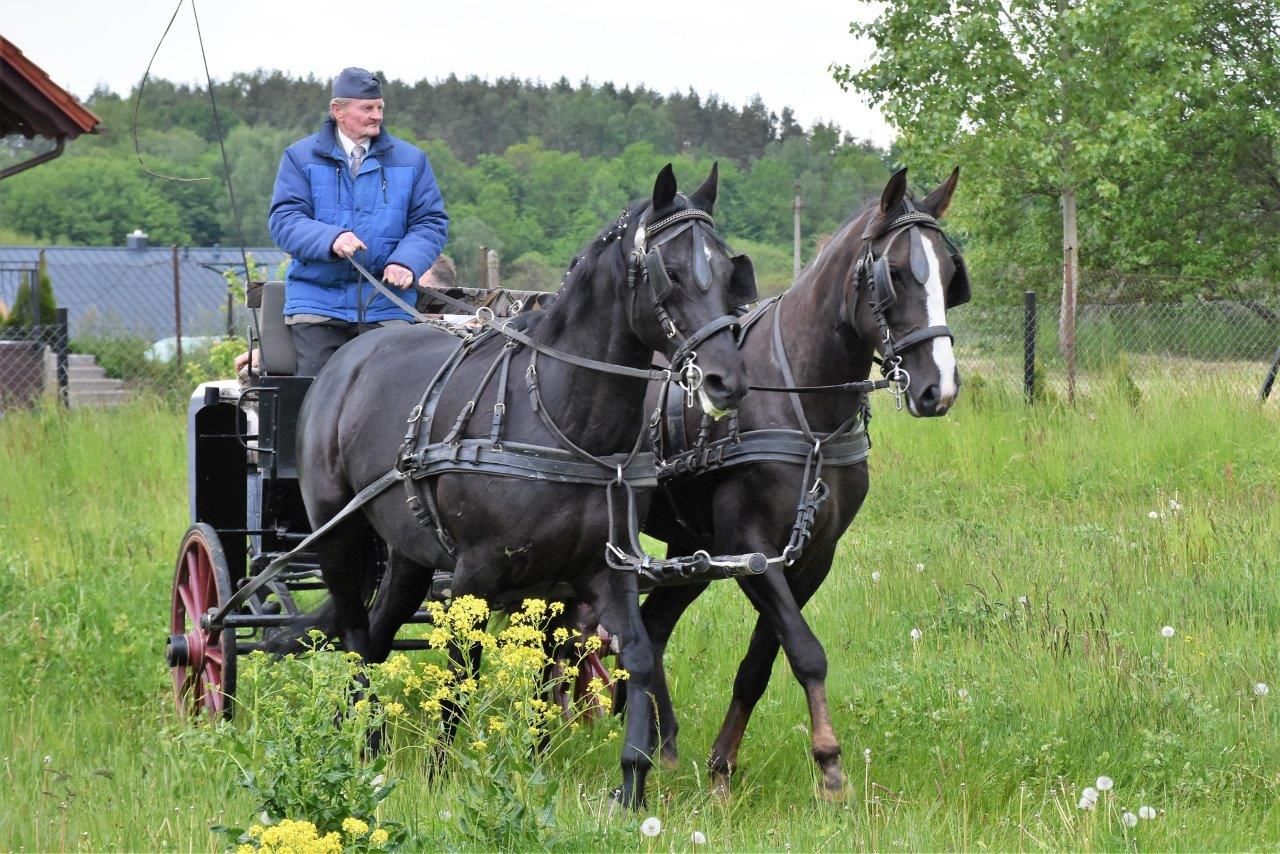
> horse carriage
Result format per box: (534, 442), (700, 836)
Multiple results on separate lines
(164, 165), (969, 807)
(166, 279), (559, 719)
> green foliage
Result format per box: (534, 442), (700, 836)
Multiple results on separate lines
(208, 642), (401, 846)
(3, 253), (57, 328)
(0, 154), (190, 245)
(836, 0), (1280, 297)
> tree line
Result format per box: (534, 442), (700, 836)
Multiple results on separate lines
(0, 72), (890, 292)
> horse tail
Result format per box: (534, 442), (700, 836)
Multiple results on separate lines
(260, 597), (341, 655)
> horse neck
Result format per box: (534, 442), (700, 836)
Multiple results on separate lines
(774, 216), (876, 395)
(527, 255), (651, 450)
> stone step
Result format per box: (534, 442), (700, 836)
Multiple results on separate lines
(68, 353), (99, 367)
(68, 364), (109, 381)
(69, 389), (132, 408)
(68, 377), (124, 394)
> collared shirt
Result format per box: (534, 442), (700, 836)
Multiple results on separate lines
(335, 127), (368, 161)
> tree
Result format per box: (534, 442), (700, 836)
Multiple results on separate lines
(5, 251), (57, 329)
(835, 0), (1253, 400)
(0, 154), (190, 245)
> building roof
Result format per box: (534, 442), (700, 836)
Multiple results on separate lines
(0, 35), (101, 139)
(0, 245), (289, 340)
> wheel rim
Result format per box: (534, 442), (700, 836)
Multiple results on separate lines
(170, 527), (235, 719)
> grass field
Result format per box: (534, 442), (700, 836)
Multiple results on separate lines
(1, 380), (1278, 851)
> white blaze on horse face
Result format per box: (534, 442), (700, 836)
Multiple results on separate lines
(921, 238), (959, 406)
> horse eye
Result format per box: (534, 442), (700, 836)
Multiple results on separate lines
(665, 268), (681, 284)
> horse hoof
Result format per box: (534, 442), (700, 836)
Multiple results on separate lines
(710, 774), (732, 800)
(817, 780), (849, 802)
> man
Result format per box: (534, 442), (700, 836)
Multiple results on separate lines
(268, 67), (448, 375)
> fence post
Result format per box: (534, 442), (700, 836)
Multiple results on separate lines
(1023, 291), (1037, 403)
(172, 244), (183, 369)
(478, 244), (489, 289)
(54, 307), (70, 408)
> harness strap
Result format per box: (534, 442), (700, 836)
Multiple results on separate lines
(489, 345), (515, 447)
(204, 468), (406, 630)
(352, 258), (673, 384)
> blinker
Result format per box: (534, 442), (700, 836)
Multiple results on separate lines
(644, 247), (674, 303)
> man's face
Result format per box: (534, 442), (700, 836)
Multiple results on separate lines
(332, 98), (384, 142)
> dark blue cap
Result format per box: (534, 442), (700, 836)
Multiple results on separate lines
(332, 67), (382, 100)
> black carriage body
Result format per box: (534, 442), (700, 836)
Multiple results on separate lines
(186, 375), (314, 583)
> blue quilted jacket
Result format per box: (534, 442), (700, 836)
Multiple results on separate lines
(268, 119), (448, 323)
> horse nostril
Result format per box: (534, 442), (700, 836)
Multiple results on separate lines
(920, 384), (941, 411)
(701, 373), (741, 406)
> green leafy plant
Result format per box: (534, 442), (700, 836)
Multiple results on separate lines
(211, 639), (402, 849)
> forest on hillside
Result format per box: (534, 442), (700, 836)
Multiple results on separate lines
(0, 71), (893, 291)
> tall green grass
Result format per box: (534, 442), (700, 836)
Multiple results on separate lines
(1, 384), (1277, 850)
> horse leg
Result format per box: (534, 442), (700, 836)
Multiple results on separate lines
(317, 519), (377, 661)
(581, 570), (655, 809)
(710, 546), (845, 798)
(638, 580), (710, 769)
(366, 548), (433, 663)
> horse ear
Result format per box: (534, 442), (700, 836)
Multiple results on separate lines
(652, 164), (678, 211)
(880, 167), (908, 214)
(922, 166), (960, 218)
(690, 161), (719, 212)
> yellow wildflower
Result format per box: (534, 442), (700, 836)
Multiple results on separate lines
(584, 635), (603, 653)
(472, 740), (488, 751)
(370, 828), (390, 847)
(487, 716), (507, 733)
(342, 817), (370, 837)
(611, 668), (630, 681)
(384, 702), (405, 718)
(553, 627), (570, 644)
(549, 601), (565, 616)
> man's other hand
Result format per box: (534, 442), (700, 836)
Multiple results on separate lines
(383, 263), (414, 289)
(332, 231), (366, 258)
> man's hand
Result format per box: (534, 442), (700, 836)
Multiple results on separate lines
(383, 263), (414, 289)
(331, 231), (366, 259)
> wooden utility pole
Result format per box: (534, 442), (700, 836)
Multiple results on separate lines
(792, 180), (804, 279)
(1057, 0), (1078, 404)
(478, 245), (489, 289)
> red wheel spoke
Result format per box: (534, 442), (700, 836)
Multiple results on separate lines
(188, 551), (209, 615)
(204, 644), (223, 666)
(177, 583), (199, 624)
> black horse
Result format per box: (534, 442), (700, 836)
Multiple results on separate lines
(281, 165), (755, 808)
(635, 167), (966, 798)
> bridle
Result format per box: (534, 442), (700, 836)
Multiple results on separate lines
(622, 198), (754, 397)
(854, 201), (970, 404)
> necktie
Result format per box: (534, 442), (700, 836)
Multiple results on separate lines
(350, 144), (365, 177)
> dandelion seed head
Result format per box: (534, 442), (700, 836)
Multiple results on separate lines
(1254, 682), (1270, 697)
(910, 627), (922, 641)
(1018, 595), (1029, 606)
(1168, 499), (1181, 511)
(692, 830), (707, 845)
(1161, 625), (1175, 638)
(1122, 810), (1138, 828)
(1148, 510), (1159, 519)
(1096, 775), (1114, 791)
(957, 688), (970, 701)
(640, 816), (662, 838)
(1138, 805), (1157, 820)
(871, 571), (881, 583)
(915, 562), (925, 572)
(1078, 786), (1098, 810)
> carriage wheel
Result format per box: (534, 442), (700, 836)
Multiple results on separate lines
(167, 524), (237, 720)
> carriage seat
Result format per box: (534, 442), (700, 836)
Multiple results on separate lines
(257, 281), (297, 376)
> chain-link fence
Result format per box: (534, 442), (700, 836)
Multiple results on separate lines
(953, 295), (1280, 403)
(1, 242), (1277, 410)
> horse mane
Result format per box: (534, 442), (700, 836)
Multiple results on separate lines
(535, 197), (650, 339)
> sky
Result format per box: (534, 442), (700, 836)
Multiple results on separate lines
(4, 0), (894, 147)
